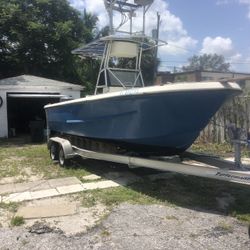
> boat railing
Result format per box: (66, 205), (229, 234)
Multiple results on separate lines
(95, 67), (143, 94)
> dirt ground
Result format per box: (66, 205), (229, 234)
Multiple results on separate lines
(0, 203), (249, 250)
(0, 195), (108, 235)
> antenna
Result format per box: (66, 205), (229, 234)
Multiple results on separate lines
(134, 0), (154, 34)
(104, 0), (154, 35)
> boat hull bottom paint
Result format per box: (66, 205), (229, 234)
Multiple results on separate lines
(45, 84), (241, 155)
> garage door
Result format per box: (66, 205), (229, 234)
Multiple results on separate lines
(7, 93), (65, 136)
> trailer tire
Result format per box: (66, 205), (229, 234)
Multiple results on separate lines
(58, 147), (70, 167)
(50, 143), (59, 161)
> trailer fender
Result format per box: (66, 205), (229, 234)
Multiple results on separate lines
(48, 137), (75, 159)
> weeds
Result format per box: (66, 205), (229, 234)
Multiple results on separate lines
(81, 194), (97, 208)
(82, 185), (158, 208)
(191, 141), (250, 158)
(80, 174), (250, 224)
(10, 216), (24, 227)
(217, 221), (233, 232)
(0, 143), (90, 180)
(191, 142), (233, 157)
(0, 202), (19, 213)
(165, 215), (179, 220)
(101, 228), (111, 237)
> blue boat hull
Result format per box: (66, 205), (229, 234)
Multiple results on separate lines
(45, 89), (238, 154)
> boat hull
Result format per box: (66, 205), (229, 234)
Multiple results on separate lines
(45, 84), (241, 155)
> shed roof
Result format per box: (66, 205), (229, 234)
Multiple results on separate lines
(0, 75), (84, 90)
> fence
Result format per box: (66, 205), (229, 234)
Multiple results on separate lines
(198, 94), (250, 144)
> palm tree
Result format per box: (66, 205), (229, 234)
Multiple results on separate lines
(82, 9), (98, 43)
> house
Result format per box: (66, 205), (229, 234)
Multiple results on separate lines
(0, 75), (84, 138)
(157, 70), (250, 86)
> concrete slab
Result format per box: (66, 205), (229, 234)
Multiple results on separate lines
(113, 177), (136, 186)
(103, 171), (142, 185)
(225, 157), (250, 166)
(82, 180), (120, 190)
(30, 189), (59, 200)
(28, 181), (51, 192)
(2, 191), (32, 203)
(48, 177), (82, 188)
(0, 174), (140, 203)
(16, 202), (77, 219)
(82, 174), (101, 181)
(0, 177), (82, 196)
(56, 184), (84, 195)
(14, 181), (49, 193)
(0, 176), (20, 185)
(0, 183), (15, 195)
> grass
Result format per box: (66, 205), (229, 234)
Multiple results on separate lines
(101, 229), (111, 237)
(1, 138), (250, 224)
(217, 221), (233, 232)
(81, 193), (98, 208)
(0, 139), (91, 180)
(0, 201), (22, 227)
(191, 142), (233, 157)
(10, 216), (25, 227)
(0, 202), (19, 213)
(165, 215), (179, 220)
(191, 141), (250, 158)
(81, 185), (158, 208)
(81, 174), (250, 223)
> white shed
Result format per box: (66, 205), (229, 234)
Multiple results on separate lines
(0, 75), (84, 138)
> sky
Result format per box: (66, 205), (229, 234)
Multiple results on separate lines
(69, 0), (250, 73)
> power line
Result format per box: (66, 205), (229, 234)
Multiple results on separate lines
(165, 43), (195, 54)
(159, 60), (250, 65)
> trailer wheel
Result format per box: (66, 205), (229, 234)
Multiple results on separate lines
(58, 147), (70, 167)
(50, 143), (59, 161)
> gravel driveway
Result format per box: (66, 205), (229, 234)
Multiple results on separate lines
(0, 203), (249, 250)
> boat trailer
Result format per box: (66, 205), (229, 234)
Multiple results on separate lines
(47, 132), (250, 187)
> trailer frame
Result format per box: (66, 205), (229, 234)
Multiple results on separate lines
(47, 136), (250, 187)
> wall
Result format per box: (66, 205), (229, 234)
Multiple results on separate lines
(200, 71), (249, 81)
(60, 89), (81, 99)
(174, 72), (200, 82)
(0, 90), (8, 138)
(155, 72), (174, 84)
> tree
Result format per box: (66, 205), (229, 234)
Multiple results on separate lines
(182, 54), (230, 72)
(82, 9), (98, 43)
(141, 49), (159, 85)
(0, 0), (98, 84)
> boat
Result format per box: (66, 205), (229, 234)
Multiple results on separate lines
(44, 0), (242, 155)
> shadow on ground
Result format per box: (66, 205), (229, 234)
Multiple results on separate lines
(70, 156), (250, 223)
(0, 135), (44, 147)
